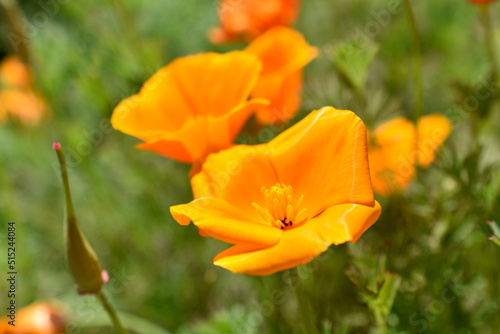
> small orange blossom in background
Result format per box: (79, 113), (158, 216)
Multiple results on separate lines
(0, 56), (46, 125)
(0, 301), (66, 334)
(368, 114), (452, 196)
(209, 0), (300, 44)
(246, 27), (317, 124)
(171, 107), (381, 275)
(111, 51), (268, 167)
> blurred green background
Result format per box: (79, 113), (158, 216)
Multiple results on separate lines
(1, 0), (500, 333)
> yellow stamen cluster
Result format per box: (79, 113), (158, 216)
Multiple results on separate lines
(252, 183), (306, 230)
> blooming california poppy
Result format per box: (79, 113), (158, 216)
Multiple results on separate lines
(246, 27), (318, 124)
(111, 51), (268, 166)
(209, 0), (300, 44)
(0, 56), (46, 125)
(0, 301), (66, 333)
(171, 107), (381, 275)
(368, 114), (452, 195)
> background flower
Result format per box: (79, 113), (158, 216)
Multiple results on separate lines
(246, 27), (317, 124)
(0, 56), (46, 125)
(111, 51), (267, 165)
(208, 0), (300, 44)
(368, 114), (452, 195)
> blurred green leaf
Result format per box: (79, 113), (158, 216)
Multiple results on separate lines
(326, 37), (379, 93)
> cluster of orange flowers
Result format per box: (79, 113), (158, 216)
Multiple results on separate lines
(111, 1), (452, 275)
(0, 56), (46, 125)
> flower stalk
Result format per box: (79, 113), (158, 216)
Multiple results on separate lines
(403, 0), (423, 124)
(96, 291), (129, 334)
(290, 267), (319, 334)
(53, 142), (128, 334)
(0, 0), (31, 64)
(478, 4), (499, 82)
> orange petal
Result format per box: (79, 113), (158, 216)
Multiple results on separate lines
(0, 89), (45, 125)
(171, 198), (283, 246)
(213, 0), (300, 43)
(267, 107), (375, 218)
(214, 202), (381, 275)
(253, 70), (302, 124)
(246, 27), (317, 77)
(190, 143), (278, 215)
(111, 51), (264, 163)
(417, 114), (452, 168)
(136, 117), (208, 164)
(0, 301), (66, 333)
(368, 117), (416, 195)
(170, 51), (262, 117)
(111, 66), (194, 141)
(246, 27), (317, 124)
(0, 56), (31, 89)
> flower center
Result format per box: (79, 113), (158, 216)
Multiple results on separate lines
(252, 183), (306, 230)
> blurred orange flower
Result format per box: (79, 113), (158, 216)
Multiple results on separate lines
(209, 0), (300, 44)
(0, 56), (46, 125)
(0, 301), (66, 334)
(171, 107), (381, 275)
(246, 27), (317, 124)
(368, 114), (452, 196)
(0, 56), (31, 89)
(111, 51), (267, 165)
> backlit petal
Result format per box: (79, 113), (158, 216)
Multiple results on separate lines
(368, 117), (416, 195)
(172, 51), (262, 117)
(191, 144), (278, 216)
(210, 0), (300, 43)
(171, 198), (283, 245)
(267, 107), (375, 218)
(112, 52), (264, 163)
(417, 114), (452, 168)
(246, 27), (317, 123)
(253, 70), (302, 124)
(214, 202), (381, 275)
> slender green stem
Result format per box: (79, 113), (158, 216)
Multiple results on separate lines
(290, 267), (319, 334)
(0, 0), (31, 64)
(96, 291), (129, 334)
(373, 306), (388, 334)
(404, 0), (423, 173)
(479, 4), (499, 83)
(403, 0), (423, 123)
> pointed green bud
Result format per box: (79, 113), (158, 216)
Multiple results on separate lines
(53, 142), (106, 294)
(487, 221), (500, 247)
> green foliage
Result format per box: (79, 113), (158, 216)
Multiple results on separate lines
(326, 37), (379, 94)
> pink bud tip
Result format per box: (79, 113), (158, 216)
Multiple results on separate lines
(489, 236), (495, 240)
(53, 142), (61, 150)
(487, 221), (494, 226)
(101, 270), (109, 284)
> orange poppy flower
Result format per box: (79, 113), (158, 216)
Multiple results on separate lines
(171, 107), (381, 275)
(0, 56), (31, 89)
(0, 89), (46, 125)
(246, 27), (318, 124)
(111, 51), (268, 165)
(0, 56), (46, 125)
(0, 301), (66, 333)
(209, 0), (300, 44)
(368, 114), (452, 195)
